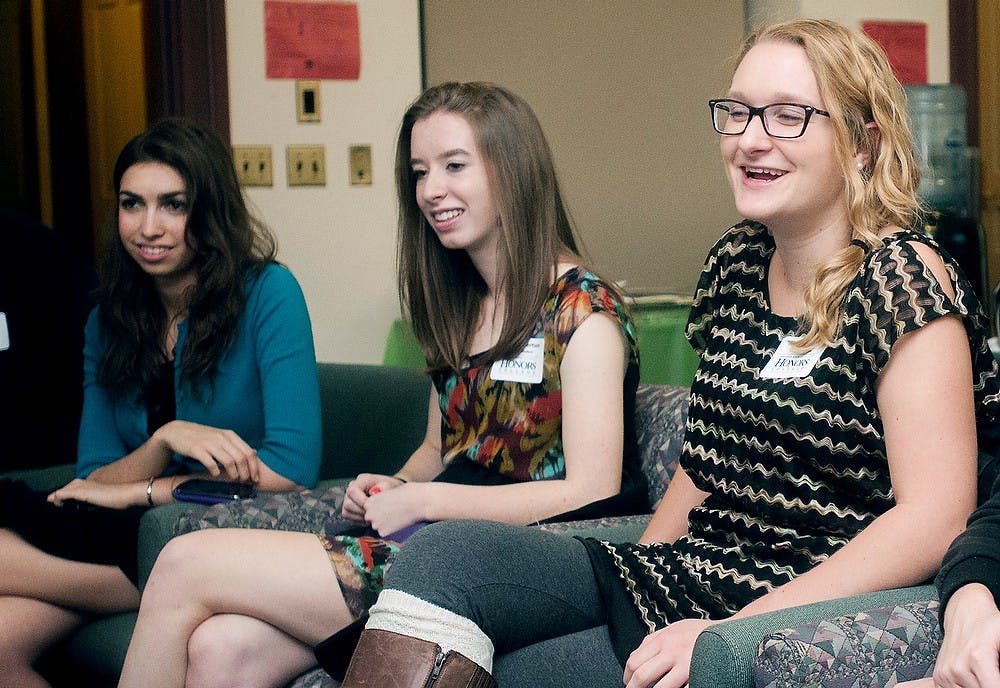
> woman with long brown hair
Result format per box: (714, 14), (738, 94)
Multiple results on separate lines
(118, 83), (646, 688)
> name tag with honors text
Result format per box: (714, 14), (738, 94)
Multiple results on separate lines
(0, 312), (9, 351)
(760, 335), (824, 379)
(490, 336), (545, 384)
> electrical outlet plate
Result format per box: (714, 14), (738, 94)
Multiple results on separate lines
(232, 145), (273, 186)
(349, 145), (372, 186)
(286, 145), (326, 186)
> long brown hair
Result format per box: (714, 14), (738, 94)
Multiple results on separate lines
(737, 19), (922, 347)
(98, 117), (278, 399)
(396, 82), (581, 371)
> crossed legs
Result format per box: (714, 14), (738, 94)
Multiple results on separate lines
(0, 528), (140, 687)
(119, 527), (353, 688)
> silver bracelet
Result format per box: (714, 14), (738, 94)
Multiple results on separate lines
(146, 476), (156, 506)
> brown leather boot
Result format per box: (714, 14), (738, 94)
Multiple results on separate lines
(339, 628), (497, 688)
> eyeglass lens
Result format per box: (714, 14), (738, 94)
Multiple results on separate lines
(712, 101), (810, 138)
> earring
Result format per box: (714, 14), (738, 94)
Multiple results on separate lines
(855, 161), (865, 170)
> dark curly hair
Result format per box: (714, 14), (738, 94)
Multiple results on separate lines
(98, 117), (277, 400)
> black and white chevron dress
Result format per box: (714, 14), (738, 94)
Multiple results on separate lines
(582, 220), (1000, 661)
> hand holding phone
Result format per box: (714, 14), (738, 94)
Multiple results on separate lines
(172, 479), (258, 505)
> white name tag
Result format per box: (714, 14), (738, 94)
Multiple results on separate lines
(760, 335), (824, 379)
(490, 337), (545, 383)
(0, 312), (9, 351)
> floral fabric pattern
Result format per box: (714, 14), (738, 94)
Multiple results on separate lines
(433, 267), (639, 482)
(317, 533), (402, 619)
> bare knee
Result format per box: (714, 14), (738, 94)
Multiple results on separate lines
(0, 628), (36, 680)
(185, 614), (316, 688)
(0, 597), (82, 687)
(186, 616), (268, 688)
(143, 531), (217, 606)
(186, 616), (248, 688)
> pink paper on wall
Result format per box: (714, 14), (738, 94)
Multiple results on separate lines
(265, 1), (360, 80)
(862, 21), (927, 85)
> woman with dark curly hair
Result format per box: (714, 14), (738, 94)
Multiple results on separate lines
(0, 118), (320, 687)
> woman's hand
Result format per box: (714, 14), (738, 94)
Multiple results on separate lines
(48, 478), (144, 510)
(623, 618), (715, 688)
(154, 420), (262, 483)
(341, 473), (407, 525)
(362, 483), (425, 536)
(929, 583), (1000, 688)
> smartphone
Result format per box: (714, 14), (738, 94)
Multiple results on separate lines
(172, 479), (258, 505)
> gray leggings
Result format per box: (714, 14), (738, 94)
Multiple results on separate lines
(383, 520), (625, 687)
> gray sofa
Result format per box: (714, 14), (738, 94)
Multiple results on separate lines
(3, 362), (947, 688)
(4, 362), (431, 687)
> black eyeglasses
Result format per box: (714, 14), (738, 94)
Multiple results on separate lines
(709, 99), (831, 139)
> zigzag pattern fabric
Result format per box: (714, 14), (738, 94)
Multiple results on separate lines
(592, 221), (1000, 632)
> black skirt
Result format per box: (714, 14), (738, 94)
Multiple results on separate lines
(0, 478), (146, 585)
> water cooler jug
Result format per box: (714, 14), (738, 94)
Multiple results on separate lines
(905, 84), (988, 305)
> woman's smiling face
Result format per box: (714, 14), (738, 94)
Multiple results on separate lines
(117, 162), (198, 293)
(721, 40), (847, 231)
(410, 111), (500, 260)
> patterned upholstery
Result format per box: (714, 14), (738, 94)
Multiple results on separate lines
(173, 383), (690, 688)
(288, 667), (336, 688)
(174, 483), (350, 536)
(633, 383), (689, 509)
(754, 600), (941, 688)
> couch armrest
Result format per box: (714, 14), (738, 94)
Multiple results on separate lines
(136, 501), (212, 588)
(0, 462), (76, 491)
(688, 584), (937, 688)
(534, 513), (651, 542)
(753, 597), (940, 688)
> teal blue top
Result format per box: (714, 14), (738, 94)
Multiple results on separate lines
(76, 263), (322, 488)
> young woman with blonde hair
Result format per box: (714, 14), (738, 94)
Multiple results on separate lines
(334, 19), (1000, 688)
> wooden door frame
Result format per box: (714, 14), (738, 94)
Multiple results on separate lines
(144, 0), (230, 142)
(948, 0), (1000, 317)
(975, 1), (1000, 301)
(949, 0), (978, 147)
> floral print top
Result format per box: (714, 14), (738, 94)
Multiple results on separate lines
(431, 267), (641, 484)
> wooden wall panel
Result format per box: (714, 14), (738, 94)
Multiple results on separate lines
(979, 1), (999, 303)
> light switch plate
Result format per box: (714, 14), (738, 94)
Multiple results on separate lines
(232, 145), (273, 186)
(296, 80), (321, 122)
(287, 145), (326, 186)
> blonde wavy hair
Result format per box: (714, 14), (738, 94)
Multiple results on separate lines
(738, 19), (923, 347)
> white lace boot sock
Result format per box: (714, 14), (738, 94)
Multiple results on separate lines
(366, 589), (495, 672)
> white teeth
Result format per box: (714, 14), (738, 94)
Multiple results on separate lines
(434, 209), (462, 221)
(745, 166), (785, 177)
(140, 246), (168, 255)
